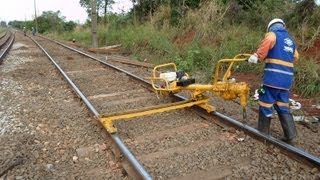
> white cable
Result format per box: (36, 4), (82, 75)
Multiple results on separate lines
(253, 89), (259, 100)
(289, 98), (301, 110)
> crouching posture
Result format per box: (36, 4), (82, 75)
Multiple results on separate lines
(248, 18), (298, 144)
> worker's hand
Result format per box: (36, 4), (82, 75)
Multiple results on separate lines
(248, 53), (259, 64)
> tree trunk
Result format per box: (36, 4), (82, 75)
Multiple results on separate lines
(91, 0), (98, 48)
(133, 1), (137, 25)
(104, 0), (107, 25)
(34, 0), (38, 33)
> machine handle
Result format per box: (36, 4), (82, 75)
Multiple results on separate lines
(213, 54), (252, 84)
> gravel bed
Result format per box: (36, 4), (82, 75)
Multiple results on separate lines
(1, 34), (318, 179)
(0, 33), (125, 179)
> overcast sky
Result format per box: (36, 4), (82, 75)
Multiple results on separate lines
(0, 0), (133, 24)
(1, 0), (319, 24)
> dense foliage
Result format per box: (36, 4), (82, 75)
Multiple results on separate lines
(0, 21), (7, 27)
(8, 11), (77, 34)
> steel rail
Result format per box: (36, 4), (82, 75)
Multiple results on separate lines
(30, 36), (152, 180)
(38, 35), (320, 168)
(39, 35), (147, 82)
(0, 31), (15, 63)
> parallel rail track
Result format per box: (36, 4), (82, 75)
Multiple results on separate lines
(0, 30), (15, 63)
(31, 36), (152, 179)
(16, 34), (319, 178)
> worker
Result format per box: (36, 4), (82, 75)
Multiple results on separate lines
(32, 27), (35, 36)
(248, 18), (299, 144)
(23, 27), (26, 36)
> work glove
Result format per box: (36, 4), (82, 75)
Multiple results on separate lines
(248, 53), (259, 64)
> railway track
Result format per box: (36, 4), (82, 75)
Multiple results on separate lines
(1, 32), (319, 179)
(0, 30), (15, 62)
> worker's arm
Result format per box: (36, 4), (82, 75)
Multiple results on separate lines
(255, 32), (276, 60)
(293, 49), (299, 62)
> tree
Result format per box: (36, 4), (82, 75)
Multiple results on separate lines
(64, 21), (77, 31)
(130, 0), (201, 24)
(0, 21), (6, 27)
(79, 0), (114, 24)
(8, 21), (24, 29)
(37, 11), (65, 33)
(102, 0), (115, 24)
(32, 11), (77, 33)
(91, 0), (98, 47)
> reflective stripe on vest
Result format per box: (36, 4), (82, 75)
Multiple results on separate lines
(265, 58), (294, 67)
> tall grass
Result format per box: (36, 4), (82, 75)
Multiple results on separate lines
(0, 27), (5, 32)
(294, 59), (320, 97)
(53, 0), (319, 97)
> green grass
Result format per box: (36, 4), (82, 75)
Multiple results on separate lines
(51, 8), (319, 97)
(294, 58), (320, 97)
(0, 27), (6, 37)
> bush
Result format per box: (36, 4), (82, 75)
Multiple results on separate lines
(294, 58), (320, 97)
(51, 0), (319, 97)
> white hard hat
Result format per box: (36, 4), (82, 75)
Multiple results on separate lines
(267, 18), (285, 31)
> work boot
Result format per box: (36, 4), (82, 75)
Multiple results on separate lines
(279, 113), (297, 144)
(258, 112), (271, 134)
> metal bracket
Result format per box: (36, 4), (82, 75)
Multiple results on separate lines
(98, 99), (215, 133)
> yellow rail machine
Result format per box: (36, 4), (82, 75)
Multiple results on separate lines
(98, 53), (251, 133)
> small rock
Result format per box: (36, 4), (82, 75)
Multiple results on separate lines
(76, 147), (94, 157)
(94, 144), (99, 153)
(290, 167), (296, 172)
(273, 147), (280, 153)
(272, 162), (278, 168)
(109, 161), (115, 166)
(311, 167), (318, 174)
(33, 151), (39, 158)
(276, 154), (282, 160)
(61, 154), (68, 162)
(99, 143), (107, 151)
(72, 156), (78, 162)
(46, 164), (54, 171)
(15, 176), (24, 180)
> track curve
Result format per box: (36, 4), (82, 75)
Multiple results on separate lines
(0, 30), (15, 63)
